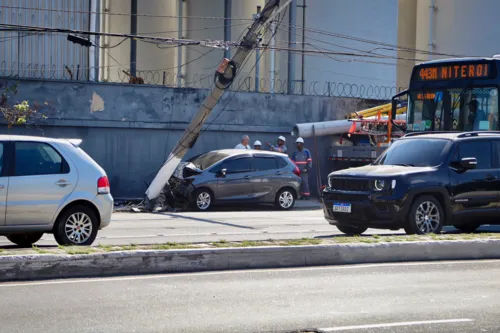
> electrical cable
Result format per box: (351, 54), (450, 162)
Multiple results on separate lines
(0, 5), (253, 21)
(278, 21), (478, 58)
(0, 23), (239, 49)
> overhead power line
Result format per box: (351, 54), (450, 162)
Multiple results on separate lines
(278, 21), (478, 58)
(0, 5), (253, 21)
(259, 45), (430, 63)
(0, 23), (239, 49)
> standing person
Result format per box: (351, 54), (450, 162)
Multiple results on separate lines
(253, 140), (262, 150)
(467, 100), (488, 131)
(267, 136), (287, 153)
(234, 135), (251, 149)
(291, 137), (312, 199)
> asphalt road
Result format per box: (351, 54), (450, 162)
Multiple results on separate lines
(2, 207), (500, 247)
(1, 260), (499, 332)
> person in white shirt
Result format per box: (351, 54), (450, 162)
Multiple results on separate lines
(234, 135), (251, 149)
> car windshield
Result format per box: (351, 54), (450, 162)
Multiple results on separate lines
(375, 139), (449, 167)
(407, 87), (499, 131)
(187, 152), (229, 170)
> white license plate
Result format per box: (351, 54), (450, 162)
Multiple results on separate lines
(333, 202), (351, 213)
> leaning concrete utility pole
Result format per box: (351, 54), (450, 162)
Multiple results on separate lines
(146, 0), (290, 201)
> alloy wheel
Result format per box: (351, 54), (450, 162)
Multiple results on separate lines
(65, 212), (93, 244)
(415, 201), (440, 234)
(197, 192), (211, 210)
(279, 191), (294, 209)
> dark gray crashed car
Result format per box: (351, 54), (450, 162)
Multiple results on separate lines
(167, 149), (302, 211)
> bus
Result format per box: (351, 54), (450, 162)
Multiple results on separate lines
(392, 56), (500, 133)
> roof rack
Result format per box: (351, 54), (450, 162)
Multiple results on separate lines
(457, 131), (500, 138)
(403, 131), (460, 137)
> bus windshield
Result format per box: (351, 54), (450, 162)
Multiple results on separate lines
(407, 87), (499, 132)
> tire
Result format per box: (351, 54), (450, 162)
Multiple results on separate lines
(6, 232), (43, 247)
(275, 188), (296, 210)
(336, 225), (368, 236)
(405, 195), (444, 235)
(192, 189), (213, 211)
(453, 223), (480, 233)
(54, 205), (99, 246)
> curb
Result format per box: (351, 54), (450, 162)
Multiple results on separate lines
(2, 239), (500, 281)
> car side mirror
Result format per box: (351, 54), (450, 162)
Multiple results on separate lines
(218, 168), (227, 177)
(460, 157), (477, 170)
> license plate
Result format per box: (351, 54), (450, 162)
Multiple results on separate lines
(333, 202), (351, 213)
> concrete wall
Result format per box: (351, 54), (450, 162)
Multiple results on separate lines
(2, 78), (380, 198)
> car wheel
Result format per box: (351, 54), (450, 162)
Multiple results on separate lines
(405, 196), (444, 235)
(54, 205), (99, 246)
(193, 189), (213, 211)
(6, 232), (44, 248)
(275, 188), (295, 210)
(336, 225), (367, 236)
(453, 223), (480, 233)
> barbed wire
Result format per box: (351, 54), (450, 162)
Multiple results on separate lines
(0, 62), (406, 100)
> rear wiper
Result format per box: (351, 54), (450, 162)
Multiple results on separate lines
(393, 163), (415, 167)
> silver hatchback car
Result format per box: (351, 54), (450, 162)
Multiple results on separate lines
(0, 135), (113, 247)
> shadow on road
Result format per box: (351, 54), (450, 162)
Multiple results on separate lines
(315, 225), (500, 239)
(158, 213), (257, 230)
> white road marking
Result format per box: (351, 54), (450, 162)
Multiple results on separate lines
(0, 259), (499, 288)
(319, 318), (474, 331)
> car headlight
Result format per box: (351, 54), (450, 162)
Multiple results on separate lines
(374, 179), (385, 191)
(391, 179), (397, 189)
(328, 177), (332, 188)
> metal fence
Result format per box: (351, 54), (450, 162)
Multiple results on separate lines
(0, 0), (91, 81)
(0, 61), (406, 100)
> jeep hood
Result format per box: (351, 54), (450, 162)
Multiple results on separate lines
(331, 164), (435, 177)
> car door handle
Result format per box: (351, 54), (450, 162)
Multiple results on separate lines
(275, 171), (284, 175)
(244, 175), (251, 179)
(484, 175), (498, 181)
(55, 180), (71, 187)
(0, 184), (4, 190)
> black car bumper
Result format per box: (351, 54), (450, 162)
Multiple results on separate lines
(322, 190), (408, 229)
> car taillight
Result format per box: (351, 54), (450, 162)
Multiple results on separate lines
(97, 176), (110, 194)
(289, 158), (301, 176)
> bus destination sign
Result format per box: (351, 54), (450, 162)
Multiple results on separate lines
(416, 63), (493, 81)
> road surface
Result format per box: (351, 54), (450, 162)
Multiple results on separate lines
(2, 207), (500, 247)
(1, 260), (499, 332)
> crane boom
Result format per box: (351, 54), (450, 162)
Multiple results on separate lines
(146, 0), (288, 201)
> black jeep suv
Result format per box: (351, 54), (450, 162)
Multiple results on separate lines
(323, 131), (500, 235)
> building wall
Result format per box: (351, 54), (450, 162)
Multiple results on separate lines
(100, 0), (132, 82)
(396, 0), (417, 87)
(397, 0), (500, 88)
(100, 0), (399, 92)
(302, 0), (398, 90)
(3, 78), (380, 198)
